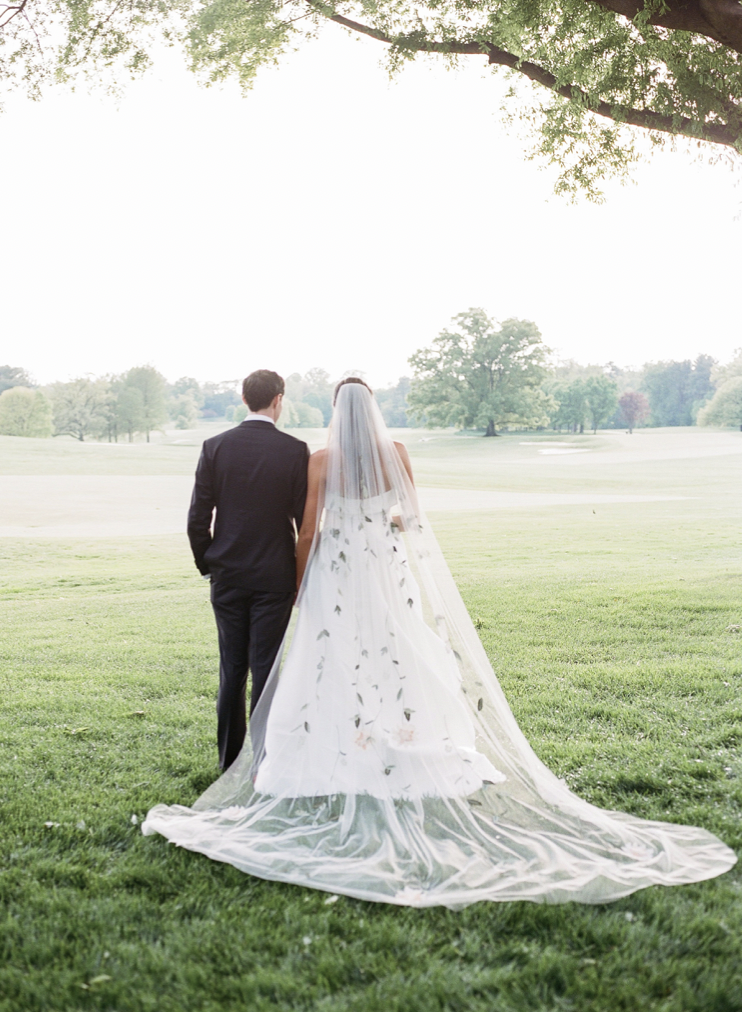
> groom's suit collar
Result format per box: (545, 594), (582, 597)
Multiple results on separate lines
(242, 414), (276, 425)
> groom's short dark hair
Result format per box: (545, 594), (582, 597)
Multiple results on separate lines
(243, 370), (285, 411)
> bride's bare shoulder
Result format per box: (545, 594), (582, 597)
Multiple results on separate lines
(308, 447), (328, 480)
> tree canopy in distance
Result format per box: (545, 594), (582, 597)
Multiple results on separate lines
(698, 376), (742, 429)
(408, 309), (554, 435)
(0, 364), (32, 394)
(0, 386), (52, 437)
(1, 0), (740, 197)
(618, 390), (650, 432)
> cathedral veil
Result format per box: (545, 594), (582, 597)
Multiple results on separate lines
(143, 382), (735, 907)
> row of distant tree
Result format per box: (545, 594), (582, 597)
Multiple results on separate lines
(0, 363), (414, 441)
(1, 313), (741, 440)
(0, 365), (405, 441)
(406, 310), (742, 435)
(0, 366), (189, 442)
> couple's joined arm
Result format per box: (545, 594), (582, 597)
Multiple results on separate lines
(391, 441), (416, 530)
(295, 449), (325, 592)
(187, 447), (216, 576)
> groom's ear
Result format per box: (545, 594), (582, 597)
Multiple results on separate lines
(242, 394), (249, 406)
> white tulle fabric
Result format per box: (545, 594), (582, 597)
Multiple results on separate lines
(143, 383), (736, 907)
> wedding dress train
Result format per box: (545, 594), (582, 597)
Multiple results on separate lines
(143, 383), (735, 907)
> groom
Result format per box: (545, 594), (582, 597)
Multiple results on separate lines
(187, 369), (309, 770)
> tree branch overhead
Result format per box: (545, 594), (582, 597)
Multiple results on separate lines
(330, 11), (739, 148)
(1, 0), (740, 196)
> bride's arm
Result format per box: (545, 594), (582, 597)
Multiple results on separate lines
(392, 441), (417, 530)
(393, 441), (415, 486)
(295, 449), (326, 592)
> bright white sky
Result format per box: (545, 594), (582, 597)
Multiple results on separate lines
(2, 26), (741, 389)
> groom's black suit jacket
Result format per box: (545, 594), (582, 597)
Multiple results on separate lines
(187, 420), (309, 592)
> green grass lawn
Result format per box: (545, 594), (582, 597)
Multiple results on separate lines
(1, 430), (741, 1011)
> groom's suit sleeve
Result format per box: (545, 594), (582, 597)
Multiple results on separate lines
(187, 444), (215, 576)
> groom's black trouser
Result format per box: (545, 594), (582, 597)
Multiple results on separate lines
(210, 582), (294, 770)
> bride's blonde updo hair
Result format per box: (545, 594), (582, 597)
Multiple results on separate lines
(333, 376), (373, 405)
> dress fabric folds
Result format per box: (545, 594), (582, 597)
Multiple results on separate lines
(143, 384), (736, 907)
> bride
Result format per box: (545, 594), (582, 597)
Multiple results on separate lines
(143, 378), (735, 907)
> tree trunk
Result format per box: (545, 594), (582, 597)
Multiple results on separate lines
(146, 430), (150, 443)
(586, 0), (742, 55)
(485, 419), (498, 437)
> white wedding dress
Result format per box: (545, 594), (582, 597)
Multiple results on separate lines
(143, 383), (736, 907)
(254, 488), (504, 801)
